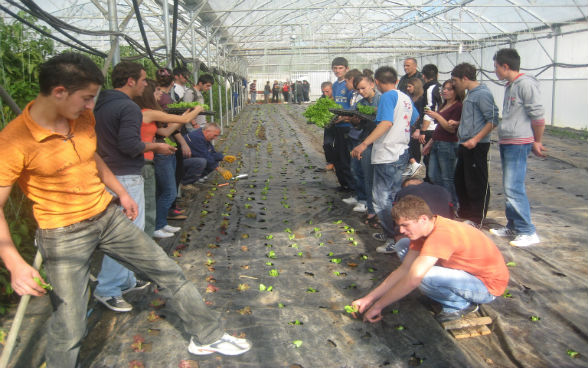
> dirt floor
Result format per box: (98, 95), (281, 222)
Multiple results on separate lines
(1, 103), (587, 368)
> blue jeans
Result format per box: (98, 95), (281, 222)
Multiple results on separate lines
(428, 140), (459, 206)
(360, 145), (375, 214)
(500, 143), (535, 235)
(154, 153), (177, 230)
(95, 174), (143, 298)
(182, 157), (207, 185)
(36, 203), (223, 367)
(350, 139), (367, 202)
(419, 266), (496, 313)
(372, 150), (408, 237)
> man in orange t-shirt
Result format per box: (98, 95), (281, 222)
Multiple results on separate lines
(352, 195), (509, 323)
(0, 53), (250, 367)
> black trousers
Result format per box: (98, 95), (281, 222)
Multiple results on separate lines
(323, 124), (337, 165)
(455, 143), (490, 223)
(332, 125), (354, 190)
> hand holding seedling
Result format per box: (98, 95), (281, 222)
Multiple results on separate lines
(350, 297), (374, 320)
(11, 264), (47, 296)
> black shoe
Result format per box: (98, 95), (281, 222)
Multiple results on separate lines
(336, 186), (352, 192)
(122, 280), (151, 295)
(435, 304), (479, 323)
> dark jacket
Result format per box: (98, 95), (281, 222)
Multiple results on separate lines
(94, 89), (145, 176)
(184, 128), (224, 171)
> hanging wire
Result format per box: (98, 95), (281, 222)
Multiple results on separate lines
(131, 0), (162, 69)
(171, 0), (179, 68)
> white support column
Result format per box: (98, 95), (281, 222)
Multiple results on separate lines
(224, 49), (230, 122)
(217, 38), (224, 133)
(550, 26), (560, 126)
(206, 26), (214, 115)
(107, 0), (120, 65)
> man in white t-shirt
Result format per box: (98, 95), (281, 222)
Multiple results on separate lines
(173, 67), (195, 103)
(351, 66), (419, 249)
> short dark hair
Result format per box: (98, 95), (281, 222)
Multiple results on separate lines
(198, 74), (214, 85)
(331, 57), (348, 68)
(112, 61), (144, 88)
(391, 195), (433, 221)
(451, 63), (477, 81)
(405, 57), (418, 66)
(374, 66), (398, 84)
(320, 81), (332, 89)
(156, 68), (174, 87)
(39, 52), (104, 95)
(421, 64), (438, 80)
(173, 66), (189, 77)
(493, 48), (520, 72)
(344, 68), (363, 85)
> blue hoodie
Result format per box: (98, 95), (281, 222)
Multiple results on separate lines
(458, 84), (499, 144)
(94, 89), (145, 176)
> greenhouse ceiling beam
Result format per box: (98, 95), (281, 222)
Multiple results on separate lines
(211, 20), (554, 29)
(505, 0), (550, 29)
(233, 48), (461, 57)
(201, 4), (581, 13)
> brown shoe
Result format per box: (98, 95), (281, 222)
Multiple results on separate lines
(167, 209), (187, 220)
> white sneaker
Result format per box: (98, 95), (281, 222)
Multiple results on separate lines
(189, 333), (251, 356)
(353, 203), (367, 213)
(342, 196), (358, 205)
(153, 229), (174, 238)
(510, 233), (540, 247)
(376, 239), (397, 254)
(407, 162), (422, 177)
(163, 225), (181, 233)
(490, 227), (515, 237)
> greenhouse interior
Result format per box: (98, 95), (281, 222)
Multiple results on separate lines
(0, 1), (587, 367)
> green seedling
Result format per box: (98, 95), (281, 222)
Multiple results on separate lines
(506, 261), (517, 267)
(265, 261), (274, 266)
(221, 213), (230, 217)
(229, 189), (237, 193)
(284, 228), (292, 233)
(292, 340), (303, 348)
(266, 234), (274, 240)
(361, 254), (368, 260)
(269, 269), (279, 277)
(328, 252), (334, 256)
(34, 277), (53, 291)
(266, 250), (277, 259)
(306, 287), (318, 293)
(200, 210), (208, 215)
(226, 194), (233, 198)
(163, 137), (177, 147)
(288, 320), (303, 325)
(334, 220), (342, 224)
(297, 252), (303, 257)
(395, 325), (405, 331)
(567, 349), (579, 358)
(290, 243), (298, 248)
(331, 258), (342, 264)
(352, 241), (358, 246)
(259, 284), (273, 292)
(314, 232), (322, 239)
(343, 225), (350, 230)
(308, 220), (313, 225)
(368, 268), (375, 273)
(391, 309), (399, 314)
(503, 290), (513, 298)
(244, 204), (252, 209)
(347, 237), (354, 242)
(211, 187), (217, 191)
(288, 234), (296, 240)
(333, 271), (341, 276)
(206, 259), (215, 266)
(318, 242), (325, 247)
(283, 204), (290, 208)
(344, 305), (359, 314)
(530, 315), (541, 322)
(278, 303), (285, 308)
(313, 227), (321, 233)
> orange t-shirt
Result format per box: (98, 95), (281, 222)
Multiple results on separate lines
(141, 111), (157, 160)
(0, 101), (113, 229)
(410, 216), (509, 296)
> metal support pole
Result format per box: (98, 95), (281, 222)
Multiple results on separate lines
(162, 0), (172, 68)
(550, 26), (560, 126)
(191, 15), (198, 82)
(217, 43), (224, 133)
(224, 49), (229, 122)
(205, 26), (214, 114)
(107, 0), (120, 65)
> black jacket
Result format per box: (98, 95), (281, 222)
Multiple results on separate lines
(94, 89), (145, 176)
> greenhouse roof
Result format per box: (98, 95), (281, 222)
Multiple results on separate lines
(1, 0), (587, 72)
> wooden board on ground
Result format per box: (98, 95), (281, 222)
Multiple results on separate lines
(442, 316), (493, 339)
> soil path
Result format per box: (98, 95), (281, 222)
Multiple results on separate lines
(1, 104), (587, 367)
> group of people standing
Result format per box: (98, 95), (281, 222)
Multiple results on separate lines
(318, 51), (545, 324)
(250, 79), (310, 104)
(0, 53), (251, 366)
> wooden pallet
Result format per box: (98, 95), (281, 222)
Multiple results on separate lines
(441, 316), (492, 339)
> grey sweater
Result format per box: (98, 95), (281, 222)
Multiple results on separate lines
(498, 74), (545, 144)
(458, 84), (499, 144)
